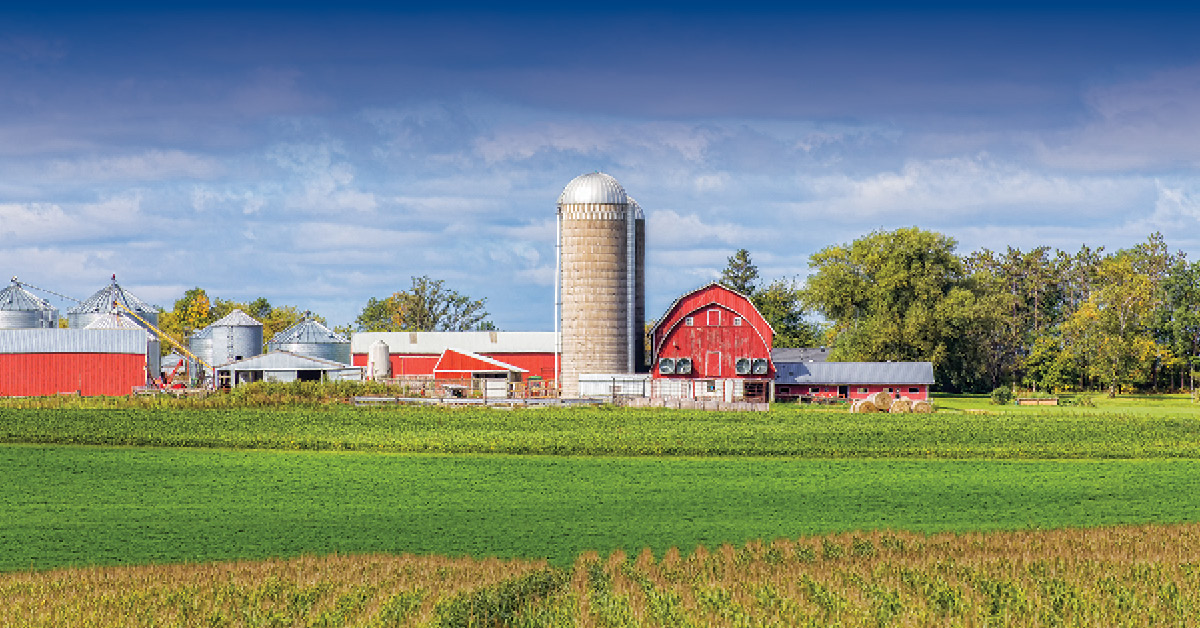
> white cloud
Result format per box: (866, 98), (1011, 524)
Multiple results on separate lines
(44, 150), (222, 182)
(268, 142), (378, 213)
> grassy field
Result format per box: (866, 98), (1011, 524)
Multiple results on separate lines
(4, 400), (1200, 457)
(7, 523), (1200, 627)
(5, 444), (1200, 572)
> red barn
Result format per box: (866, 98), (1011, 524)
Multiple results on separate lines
(350, 331), (556, 383)
(0, 329), (154, 396)
(649, 283), (774, 402)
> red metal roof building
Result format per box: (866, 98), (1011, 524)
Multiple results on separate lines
(649, 283), (774, 402)
(350, 331), (556, 383)
(0, 329), (154, 396)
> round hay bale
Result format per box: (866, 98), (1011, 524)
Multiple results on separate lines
(851, 399), (878, 413)
(868, 391), (892, 409)
(889, 398), (913, 413)
(911, 400), (933, 413)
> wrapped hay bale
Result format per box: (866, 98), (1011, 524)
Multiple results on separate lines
(868, 391), (892, 409)
(911, 400), (934, 413)
(889, 398), (913, 413)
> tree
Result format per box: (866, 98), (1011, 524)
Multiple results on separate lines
(157, 287), (214, 353)
(803, 227), (986, 391)
(751, 278), (820, 348)
(719, 249), (759, 296)
(356, 276), (492, 332)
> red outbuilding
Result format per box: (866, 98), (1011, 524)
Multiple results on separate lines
(0, 329), (154, 396)
(649, 283), (774, 402)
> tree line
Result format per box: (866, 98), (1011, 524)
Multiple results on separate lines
(723, 228), (1200, 395)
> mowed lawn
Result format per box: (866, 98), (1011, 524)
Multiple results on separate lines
(5, 444), (1200, 572)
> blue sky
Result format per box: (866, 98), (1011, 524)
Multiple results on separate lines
(3, 5), (1200, 329)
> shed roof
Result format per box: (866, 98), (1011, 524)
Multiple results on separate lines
(774, 362), (935, 385)
(771, 347), (831, 363)
(433, 348), (527, 374)
(351, 331), (555, 354)
(216, 350), (359, 372)
(0, 329), (148, 354)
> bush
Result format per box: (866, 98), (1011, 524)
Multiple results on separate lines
(990, 387), (1013, 405)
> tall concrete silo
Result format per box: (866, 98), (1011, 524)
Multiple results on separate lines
(0, 279), (59, 329)
(68, 276), (159, 331)
(556, 172), (646, 397)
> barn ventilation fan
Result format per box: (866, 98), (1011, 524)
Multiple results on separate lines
(658, 358), (675, 375)
(752, 358), (769, 375)
(735, 358), (751, 375)
(676, 357), (693, 375)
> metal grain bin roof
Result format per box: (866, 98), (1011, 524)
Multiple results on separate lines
(0, 280), (56, 312)
(83, 311), (157, 340)
(627, 196), (645, 220)
(67, 277), (157, 316)
(0, 329), (148, 354)
(774, 362), (935, 385)
(210, 309), (262, 328)
(269, 319), (347, 344)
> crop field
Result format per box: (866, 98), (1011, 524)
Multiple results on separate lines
(6, 523), (1200, 627)
(4, 401), (1200, 457)
(5, 444), (1200, 572)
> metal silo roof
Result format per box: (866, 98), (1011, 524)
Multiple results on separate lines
(557, 172), (628, 206)
(67, 277), (157, 315)
(270, 319), (347, 344)
(0, 279), (56, 312)
(210, 309), (262, 327)
(83, 311), (157, 340)
(627, 196), (645, 220)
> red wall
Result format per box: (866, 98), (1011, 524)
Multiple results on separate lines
(652, 285), (774, 380)
(775, 383), (929, 401)
(353, 352), (557, 382)
(0, 353), (147, 396)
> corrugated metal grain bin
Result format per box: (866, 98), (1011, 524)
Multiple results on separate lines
(0, 328), (151, 396)
(84, 312), (162, 380)
(191, 309), (262, 367)
(0, 279), (59, 329)
(267, 319), (350, 364)
(67, 277), (159, 331)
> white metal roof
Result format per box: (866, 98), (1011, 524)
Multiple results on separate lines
(83, 311), (157, 340)
(216, 350), (355, 372)
(774, 362), (935, 385)
(67, 278), (157, 315)
(210, 309), (262, 327)
(557, 172), (627, 206)
(0, 329), (148, 354)
(434, 348), (528, 374)
(0, 280), (56, 312)
(351, 331), (555, 355)
(270, 319), (348, 344)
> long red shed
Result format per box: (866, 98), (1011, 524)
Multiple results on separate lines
(0, 329), (153, 396)
(649, 283), (774, 400)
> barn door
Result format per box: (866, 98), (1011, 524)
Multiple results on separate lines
(705, 351), (722, 377)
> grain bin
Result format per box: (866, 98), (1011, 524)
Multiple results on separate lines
(267, 319), (350, 364)
(367, 339), (391, 380)
(0, 278), (59, 329)
(190, 309), (263, 367)
(556, 172), (646, 397)
(68, 276), (159, 331)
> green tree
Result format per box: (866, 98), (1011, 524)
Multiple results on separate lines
(803, 227), (985, 391)
(356, 276), (492, 332)
(751, 278), (819, 348)
(719, 249), (759, 296)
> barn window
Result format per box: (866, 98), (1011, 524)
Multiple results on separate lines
(705, 380), (717, 393)
(685, 316), (694, 326)
(733, 316), (743, 326)
(810, 387), (820, 394)
(856, 387), (868, 394)
(908, 387), (920, 394)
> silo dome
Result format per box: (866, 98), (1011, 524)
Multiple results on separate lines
(68, 276), (158, 331)
(557, 172), (628, 206)
(0, 278), (59, 329)
(267, 319), (350, 364)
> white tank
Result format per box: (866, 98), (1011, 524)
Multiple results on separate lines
(367, 339), (391, 380)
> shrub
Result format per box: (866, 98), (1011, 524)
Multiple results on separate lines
(990, 387), (1013, 405)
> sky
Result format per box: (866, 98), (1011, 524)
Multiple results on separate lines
(3, 4), (1200, 330)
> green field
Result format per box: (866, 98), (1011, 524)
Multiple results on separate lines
(5, 444), (1200, 572)
(4, 400), (1200, 457)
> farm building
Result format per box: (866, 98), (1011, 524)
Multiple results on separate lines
(773, 361), (935, 402)
(350, 331), (555, 383)
(215, 351), (362, 387)
(0, 328), (157, 396)
(268, 319), (350, 364)
(648, 283), (774, 403)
